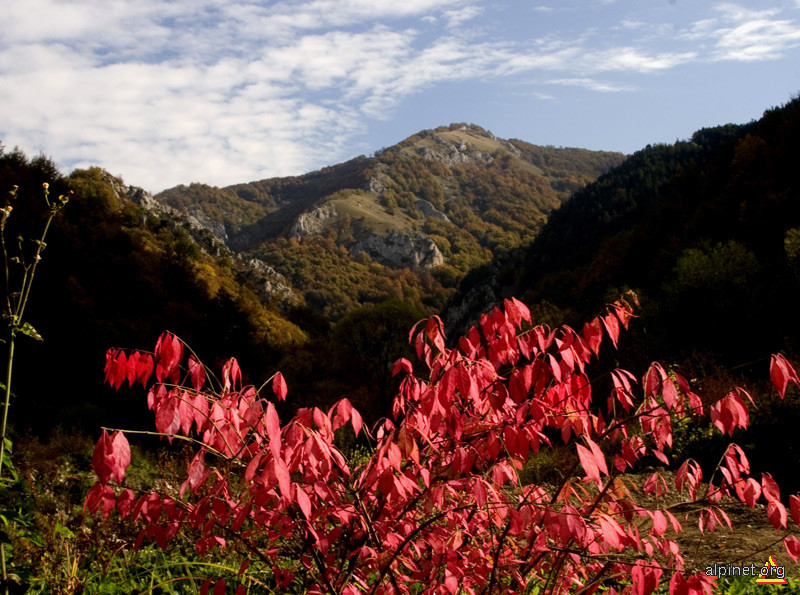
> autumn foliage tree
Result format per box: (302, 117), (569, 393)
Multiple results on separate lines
(87, 293), (800, 594)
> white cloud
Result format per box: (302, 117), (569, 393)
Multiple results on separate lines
(547, 77), (632, 93)
(714, 15), (800, 61)
(443, 6), (483, 28)
(589, 48), (697, 72)
(681, 3), (800, 61)
(2, 0), (800, 191)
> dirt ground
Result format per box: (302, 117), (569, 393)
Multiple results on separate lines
(627, 471), (799, 578)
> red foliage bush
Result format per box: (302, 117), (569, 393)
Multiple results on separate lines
(87, 293), (800, 594)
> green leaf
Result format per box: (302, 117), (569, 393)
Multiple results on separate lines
(54, 522), (75, 540)
(19, 322), (43, 341)
(20, 530), (46, 548)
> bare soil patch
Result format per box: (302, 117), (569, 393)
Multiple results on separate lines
(628, 472), (798, 577)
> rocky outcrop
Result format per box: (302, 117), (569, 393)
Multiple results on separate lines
(411, 126), (524, 168)
(240, 259), (299, 306)
(289, 203), (339, 238)
(415, 143), (492, 167)
(99, 171), (298, 307)
(415, 199), (450, 222)
(114, 177), (230, 254)
(350, 231), (444, 271)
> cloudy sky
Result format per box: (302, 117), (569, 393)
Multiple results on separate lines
(2, 1), (800, 193)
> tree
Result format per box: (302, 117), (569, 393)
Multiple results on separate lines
(88, 293), (800, 594)
(333, 299), (422, 417)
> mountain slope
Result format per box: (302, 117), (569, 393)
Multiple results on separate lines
(441, 98), (800, 495)
(0, 156), (308, 432)
(447, 97), (800, 364)
(158, 124), (624, 319)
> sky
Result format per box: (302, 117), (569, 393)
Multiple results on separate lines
(2, 1), (800, 194)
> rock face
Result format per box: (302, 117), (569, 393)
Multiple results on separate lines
(289, 203), (339, 238)
(350, 231), (444, 271)
(415, 199), (450, 222)
(99, 170), (299, 308)
(240, 259), (299, 306)
(410, 126), (522, 168)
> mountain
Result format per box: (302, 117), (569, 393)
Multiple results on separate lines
(157, 124), (625, 319)
(0, 127), (622, 432)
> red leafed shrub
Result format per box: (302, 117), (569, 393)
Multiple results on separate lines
(88, 293), (800, 594)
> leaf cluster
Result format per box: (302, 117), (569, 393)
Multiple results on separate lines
(87, 294), (800, 594)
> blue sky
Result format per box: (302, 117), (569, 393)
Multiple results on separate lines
(2, 1), (800, 193)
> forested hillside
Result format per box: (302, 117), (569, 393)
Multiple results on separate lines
(446, 96), (800, 491)
(158, 124), (624, 319)
(450, 98), (800, 364)
(0, 156), (306, 431)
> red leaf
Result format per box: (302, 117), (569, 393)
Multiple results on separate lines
(391, 358), (413, 376)
(155, 332), (183, 383)
(350, 407), (363, 437)
(213, 578), (226, 595)
(762, 472), (781, 503)
(84, 483), (115, 517)
(741, 478), (761, 508)
(136, 353), (154, 387)
(265, 401), (281, 456)
(178, 392), (194, 436)
(181, 450), (208, 498)
(771, 354), (799, 398)
(110, 431), (130, 484)
(785, 535), (800, 563)
(125, 351), (139, 387)
(651, 510), (667, 537)
(597, 514), (624, 551)
(586, 436), (608, 476)
(611, 369), (636, 412)
(222, 358), (241, 391)
(140, 492), (162, 523)
(116, 488), (135, 518)
(503, 297), (530, 328)
(768, 500), (788, 529)
(710, 390), (749, 436)
(108, 349), (127, 390)
(790, 495), (800, 526)
(644, 472), (667, 498)
(273, 372), (288, 402)
(188, 355), (205, 392)
(273, 457), (291, 498)
(103, 348), (116, 384)
(582, 318), (603, 356)
(576, 444), (601, 488)
(295, 485), (312, 519)
(444, 568), (459, 595)
(631, 559), (662, 595)
(473, 478), (488, 508)
(191, 392), (209, 433)
(155, 391), (180, 436)
(92, 429), (114, 484)
(601, 312), (620, 348)
(146, 524), (168, 550)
